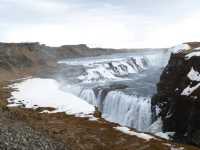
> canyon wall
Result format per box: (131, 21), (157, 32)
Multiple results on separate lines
(152, 48), (200, 146)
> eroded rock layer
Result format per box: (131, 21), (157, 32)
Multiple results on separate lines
(152, 48), (200, 146)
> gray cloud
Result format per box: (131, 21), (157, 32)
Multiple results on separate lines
(0, 0), (200, 48)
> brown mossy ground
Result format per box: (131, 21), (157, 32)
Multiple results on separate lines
(0, 81), (199, 150)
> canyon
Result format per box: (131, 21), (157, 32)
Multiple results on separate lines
(0, 42), (199, 149)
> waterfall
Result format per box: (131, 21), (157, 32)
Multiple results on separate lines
(102, 91), (152, 131)
(76, 53), (169, 83)
(77, 56), (150, 83)
(59, 51), (169, 133)
(59, 51), (170, 83)
(79, 89), (97, 106)
(77, 88), (152, 132)
(144, 52), (170, 67)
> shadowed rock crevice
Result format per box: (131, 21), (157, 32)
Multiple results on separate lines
(152, 46), (200, 146)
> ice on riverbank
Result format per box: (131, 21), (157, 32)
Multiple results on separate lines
(8, 78), (95, 117)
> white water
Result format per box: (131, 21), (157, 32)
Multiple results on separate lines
(60, 51), (169, 133)
(77, 57), (147, 83)
(102, 91), (152, 131)
(79, 88), (97, 106)
(73, 87), (152, 132)
(60, 51), (169, 83)
(7, 50), (173, 140)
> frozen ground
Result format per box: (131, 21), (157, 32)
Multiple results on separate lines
(8, 78), (95, 118)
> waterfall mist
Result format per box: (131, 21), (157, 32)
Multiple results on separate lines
(59, 50), (169, 133)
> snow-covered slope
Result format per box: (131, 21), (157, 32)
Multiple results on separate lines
(169, 44), (191, 54)
(8, 78), (95, 117)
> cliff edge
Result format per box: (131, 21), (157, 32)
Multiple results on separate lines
(152, 42), (200, 146)
(0, 42), (116, 80)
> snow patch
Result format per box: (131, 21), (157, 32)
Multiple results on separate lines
(147, 118), (174, 140)
(163, 143), (184, 150)
(8, 78), (95, 117)
(169, 44), (191, 54)
(147, 118), (163, 133)
(155, 132), (175, 140)
(187, 67), (200, 81)
(181, 83), (200, 96)
(185, 51), (200, 60)
(114, 126), (154, 141)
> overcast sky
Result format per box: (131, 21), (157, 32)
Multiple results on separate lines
(1, 0), (200, 48)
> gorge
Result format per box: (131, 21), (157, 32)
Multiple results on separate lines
(0, 42), (200, 149)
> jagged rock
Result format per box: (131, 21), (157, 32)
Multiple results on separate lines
(152, 42), (200, 146)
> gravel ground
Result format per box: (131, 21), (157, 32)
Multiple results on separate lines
(0, 109), (67, 150)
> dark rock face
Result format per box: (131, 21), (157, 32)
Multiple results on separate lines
(152, 52), (200, 146)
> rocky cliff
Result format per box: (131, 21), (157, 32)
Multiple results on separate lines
(0, 42), (118, 80)
(152, 42), (200, 146)
(0, 42), (166, 81)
